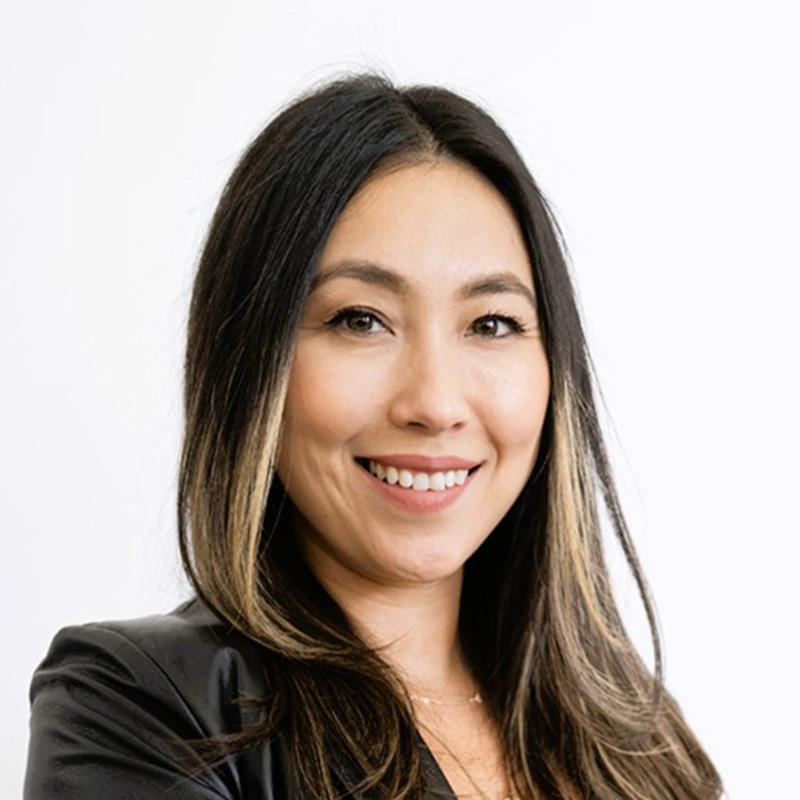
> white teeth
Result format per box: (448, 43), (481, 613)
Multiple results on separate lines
(367, 460), (470, 491)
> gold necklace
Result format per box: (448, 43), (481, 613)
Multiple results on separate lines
(410, 693), (520, 800)
(409, 689), (484, 707)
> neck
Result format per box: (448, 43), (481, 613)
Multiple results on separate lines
(296, 531), (474, 695)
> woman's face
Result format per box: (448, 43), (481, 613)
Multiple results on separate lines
(276, 159), (550, 588)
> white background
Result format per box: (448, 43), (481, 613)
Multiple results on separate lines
(3, 2), (798, 797)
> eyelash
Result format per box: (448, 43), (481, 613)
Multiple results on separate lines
(322, 306), (530, 340)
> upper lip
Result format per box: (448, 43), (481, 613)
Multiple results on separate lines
(358, 454), (483, 471)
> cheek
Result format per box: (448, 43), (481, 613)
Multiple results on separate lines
(280, 344), (385, 460)
(472, 349), (550, 452)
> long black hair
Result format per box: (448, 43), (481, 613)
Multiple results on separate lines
(176, 70), (723, 799)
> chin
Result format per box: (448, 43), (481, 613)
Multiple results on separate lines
(384, 542), (469, 585)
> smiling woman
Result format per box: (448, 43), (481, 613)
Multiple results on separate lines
(23, 72), (723, 799)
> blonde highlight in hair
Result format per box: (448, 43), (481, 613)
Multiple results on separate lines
(174, 70), (723, 798)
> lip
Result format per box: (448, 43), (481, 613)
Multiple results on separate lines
(354, 458), (482, 514)
(357, 454), (482, 471)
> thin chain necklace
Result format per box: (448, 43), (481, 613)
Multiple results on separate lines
(410, 691), (520, 800)
(409, 689), (484, 707)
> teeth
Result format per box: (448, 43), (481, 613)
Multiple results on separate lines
(368, 460), (470, 492)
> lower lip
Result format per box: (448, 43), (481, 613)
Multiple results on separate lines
(355, 461), (481, 513)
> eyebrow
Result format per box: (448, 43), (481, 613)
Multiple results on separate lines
(309, 259), (537, 311)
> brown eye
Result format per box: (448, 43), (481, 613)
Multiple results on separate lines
(471, 314), (527, 339)
(324, 308), (387, 336)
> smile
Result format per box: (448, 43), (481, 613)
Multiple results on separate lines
(353, 457), (483, 513)
(355, 458), (479, 491)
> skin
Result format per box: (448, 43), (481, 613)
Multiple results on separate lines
(275, 160), (550, 791)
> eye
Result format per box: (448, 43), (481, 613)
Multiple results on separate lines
(323, 307), (388, 337)
(470, 313), (529, 339)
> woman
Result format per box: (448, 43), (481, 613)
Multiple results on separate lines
(23, 72), (723, 799)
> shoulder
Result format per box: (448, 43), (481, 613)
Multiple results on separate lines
(24, 597), (279, 800)
(30, 596), (270, 729)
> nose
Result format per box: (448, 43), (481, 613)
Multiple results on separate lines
(387, 335), (470, 432)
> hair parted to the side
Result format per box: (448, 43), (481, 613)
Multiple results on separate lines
(176, 69), (723, 799)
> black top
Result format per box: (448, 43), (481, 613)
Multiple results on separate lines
(23, 596), (457, 799)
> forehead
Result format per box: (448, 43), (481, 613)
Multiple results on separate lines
(316, 159), (534, 296)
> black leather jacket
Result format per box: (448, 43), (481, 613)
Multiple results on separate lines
(23, 596), (457, 799)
